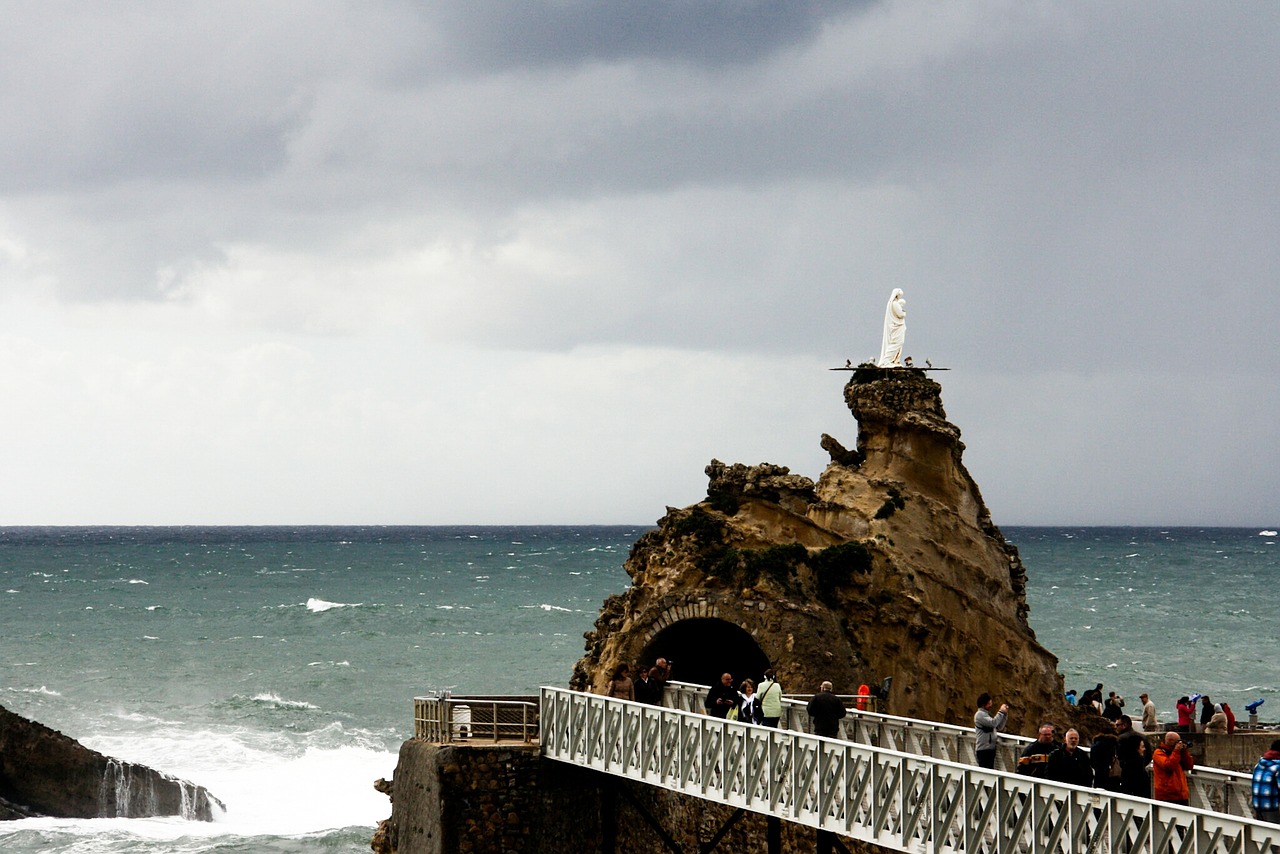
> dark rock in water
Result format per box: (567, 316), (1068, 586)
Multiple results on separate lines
(0, 704), (223, 821)
(572, 369), (1066, 731)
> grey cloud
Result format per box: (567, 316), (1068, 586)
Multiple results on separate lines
(424, 1), (874, 72)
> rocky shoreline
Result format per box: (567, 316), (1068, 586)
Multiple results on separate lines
(0, 704), (222, 822)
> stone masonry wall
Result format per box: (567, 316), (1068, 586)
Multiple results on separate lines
(384, 739), (873, 854)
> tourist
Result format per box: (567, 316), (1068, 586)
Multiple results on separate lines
(633, 665), (657, 705)
(650, 658), (672, 703)
(1086, 690), (1104, 715)
(1102, 691), (1125, 722)
(1199, 695), (1214, 733)
(1223, 702), (1236, 734)
(607, 664), (634, 701)
(1090, 728), (1122, 790)
(806, 680), (847, 737)
(1090, 684), (1105, 714)
(973, 692), (1008, 769)
(1176, 696), (1196, 732)
(704, 672), (738, 719)
(758, 668), (783, 728)
(1065, 688), (1077, 705)
(1115, 716), (1152, 798)
(1045, 729), (1093, 787)
(1205, 704), (1228, 734)
(1152, 731), (1195, 805)
(1250, 739), (1280, 823)
(737, 679), (764, 725)
(1140, 693), (1159, 733)
(1016, 723), (1059, 778)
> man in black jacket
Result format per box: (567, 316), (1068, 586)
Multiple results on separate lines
(1046, 728), (1094, 787)
(806, 681), (847, 737)
(704, 672), (739, 719)
(1017, 723), (1059, 778)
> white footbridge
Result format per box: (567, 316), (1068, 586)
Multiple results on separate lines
(538, 682), (1279, 854)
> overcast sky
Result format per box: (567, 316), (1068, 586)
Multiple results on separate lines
(1, 1), (1276, 526)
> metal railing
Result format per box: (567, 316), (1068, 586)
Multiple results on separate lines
(661, 680), (1256, 817)
(541, 687), (1279, 854)
(414, 694), (539, 743)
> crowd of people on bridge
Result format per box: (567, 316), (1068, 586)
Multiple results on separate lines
(997, 688), (1280, 822)
(598, 663), (1279, 824)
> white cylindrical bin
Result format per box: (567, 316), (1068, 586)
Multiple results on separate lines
(452, 704), (472, 739)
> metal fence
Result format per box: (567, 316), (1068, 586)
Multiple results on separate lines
(541, 687), (1280, 854)
(413, 694), (539, 743)
(660, 680), (1256, 818)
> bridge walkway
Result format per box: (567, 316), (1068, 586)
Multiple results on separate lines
(540, 686), (1279, 854)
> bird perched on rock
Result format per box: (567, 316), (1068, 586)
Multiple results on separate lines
(925, 359), (933, 368)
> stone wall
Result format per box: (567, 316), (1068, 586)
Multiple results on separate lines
(1186, 731), (1280, 773)
(382, 740), (871, 854)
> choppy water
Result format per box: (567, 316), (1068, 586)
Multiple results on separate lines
(1, 525), (1276, 852)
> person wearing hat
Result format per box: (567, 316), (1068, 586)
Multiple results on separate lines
(1205, 704), (1229, 733)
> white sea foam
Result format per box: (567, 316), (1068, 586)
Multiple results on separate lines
(55, 724), (399, 841)
(1259, 530), (1277, 537)
(305, 597), (361, 612)
(521, 603), (574, 612)
(14, 685), (61, 696)
(250, 692), (318, 711)
(128, 579), (149, 585)
(142, 635), (160, 640)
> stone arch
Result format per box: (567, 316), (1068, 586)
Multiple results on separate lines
(641, 617), (772, 691)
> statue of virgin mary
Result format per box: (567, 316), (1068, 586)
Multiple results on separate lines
(877, 288), (906, 367)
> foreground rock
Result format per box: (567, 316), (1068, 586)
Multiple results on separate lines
(0, 704), (222, 821)
(572, 367), (1066, 730)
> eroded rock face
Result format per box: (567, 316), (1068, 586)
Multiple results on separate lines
(0, 704), (222, 821)
(571, 368), (1064, 731)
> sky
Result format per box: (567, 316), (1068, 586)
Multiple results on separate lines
(0, 1), (1277, 526)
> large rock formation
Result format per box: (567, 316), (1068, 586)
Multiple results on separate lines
(0, 704), (222, 821)
(571, 367), (1065, 731)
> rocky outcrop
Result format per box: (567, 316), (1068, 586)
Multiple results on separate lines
(571, 367), (1065, 731)
(0, 704), (222, 821)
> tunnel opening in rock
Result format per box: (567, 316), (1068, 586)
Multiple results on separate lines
(642, 618), (771, 690)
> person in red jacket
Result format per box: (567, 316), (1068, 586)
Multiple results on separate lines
(1176, 696), (1196, 732)
(1152, 731), (1195, 804)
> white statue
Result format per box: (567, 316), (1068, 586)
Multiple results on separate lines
(877, 288), (906, 367)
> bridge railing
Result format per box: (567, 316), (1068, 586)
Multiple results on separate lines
(541, 687), (1278, 854)
(414, 694), (539, 743)
(660, 680), (1254, 817)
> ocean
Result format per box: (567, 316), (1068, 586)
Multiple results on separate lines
(1, 525), (1276, 853)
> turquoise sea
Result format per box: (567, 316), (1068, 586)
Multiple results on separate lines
(2, 525), (1277, 853)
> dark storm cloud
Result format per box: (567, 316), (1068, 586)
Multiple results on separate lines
(425, 1), (874, 71)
